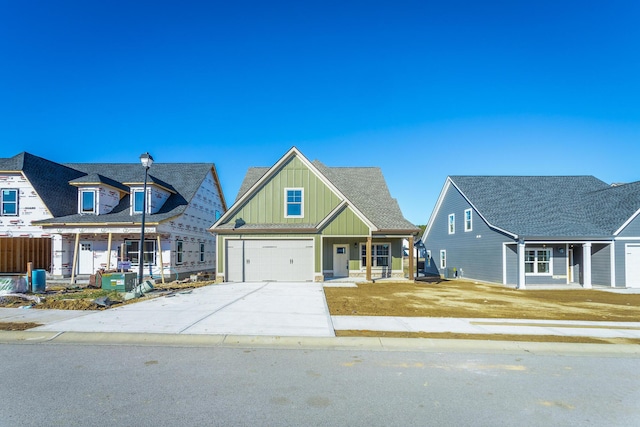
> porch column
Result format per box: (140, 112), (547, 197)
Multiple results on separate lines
(106, 233), (113, 270)
(408, 235), (415, 280)
(70, 232), (80, 285)
(583, 242), (592, 289)
(366, 236), (372, 281)
(610, 242), (616, 288)
(157, 235), (165, 284)
(517, 240), (526, 290)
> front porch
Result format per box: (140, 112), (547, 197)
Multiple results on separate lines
(505, 240), (616, 289)
(321, 235), (416, 281)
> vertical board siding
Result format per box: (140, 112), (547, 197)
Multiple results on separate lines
(423, 184), (512, 283)
(321, 206), (370, 235)
(230, 157), (341, 225)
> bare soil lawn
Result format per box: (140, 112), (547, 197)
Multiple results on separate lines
(0, 280), (214, 311)
(325, 279), (640, 343)
(324, 279), (640, 322)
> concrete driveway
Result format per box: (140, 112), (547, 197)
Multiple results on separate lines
(32, 282), (335, 337)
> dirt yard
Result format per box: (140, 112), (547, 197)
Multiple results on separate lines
(0, 280), (215, 311)
(324, 279), (640, 343)
(324, 280), (640, 322)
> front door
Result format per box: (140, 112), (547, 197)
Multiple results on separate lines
(333, 244), (349, 277)
(78, 241), (94, 274)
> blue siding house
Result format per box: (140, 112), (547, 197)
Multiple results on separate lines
(421, 176), (640, 289)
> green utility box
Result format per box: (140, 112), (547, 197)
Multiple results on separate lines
(101, 272), (137, 292)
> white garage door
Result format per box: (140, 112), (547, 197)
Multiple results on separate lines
(226, 239), (314, 282)
(625, 244), (640, 288)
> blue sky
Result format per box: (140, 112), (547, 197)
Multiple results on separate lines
(1, 0), (639, 224)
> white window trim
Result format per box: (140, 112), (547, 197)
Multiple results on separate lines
(448, 214), (455, 234)
(359, 242), (392, 269)
(426, 250), (431, 267)
(132, 189), (148, 214)
(525, 248), (553, 276)
(79, 190), (96, 214)
(464, 209), (472, 232)
(1, 188), (19, 216)
(440, 250), (446, 269)
(284, 187), (304, 218)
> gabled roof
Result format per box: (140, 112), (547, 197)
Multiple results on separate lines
(215, 147), (417, 233)
(0, 152), (85, 217)
(313, 161), (416, 231)
(0, 152), (224, 226)
(69, 173), (130, 192)
(36, 162), (217, 225)
(441, 175), (640, 238)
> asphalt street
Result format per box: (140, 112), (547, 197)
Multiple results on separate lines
(1, 343), (638, 426)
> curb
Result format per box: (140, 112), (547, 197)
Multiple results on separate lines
(1, 330), (639, 356)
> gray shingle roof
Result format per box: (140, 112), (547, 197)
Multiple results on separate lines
(1, 152), (216, 226)
(234, 158), (417, 232)
(312, 161), (416, 231)
(36, 162), (213, 225)
(0, 152), (85, 217)
(69, 173), (130, 192)
(449, 175), (640, 237)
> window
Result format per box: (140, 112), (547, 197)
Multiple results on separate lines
(285, 188), (303, 217)
(440, 250), (446, 269)
(176, 240), (183, 264)
(199, 242), (205, 262)
(464, 209), (472, 232)
(1, 189), (18, 216)
(525, 249), (552, 275)
(133, 190), (146, 214)
(124, 240), (156, 266)
(80, 190), (96, 214)
(448, 214), (455, 234)
(360, 243), (390, 267)
(426, 250), (431, 267)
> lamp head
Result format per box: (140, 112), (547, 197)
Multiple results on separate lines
(140, 152), (154, 169)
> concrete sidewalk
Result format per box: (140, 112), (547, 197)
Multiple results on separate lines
(1, 282), (639, 341)
(332, 316), (640, 339)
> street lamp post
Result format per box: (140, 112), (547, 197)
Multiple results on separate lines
(138, 152), (153, 286)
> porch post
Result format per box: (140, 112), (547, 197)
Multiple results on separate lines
(157, 235), (165, 284)
(610, 242), (616, 288)
(70, 232), (80, 285)
(408, 235), (415, 280)
(106, 232), (112, 270)
(583, 242), (592, 289)
(517, 240), (526, 290)
(366, 236), (372, 281)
